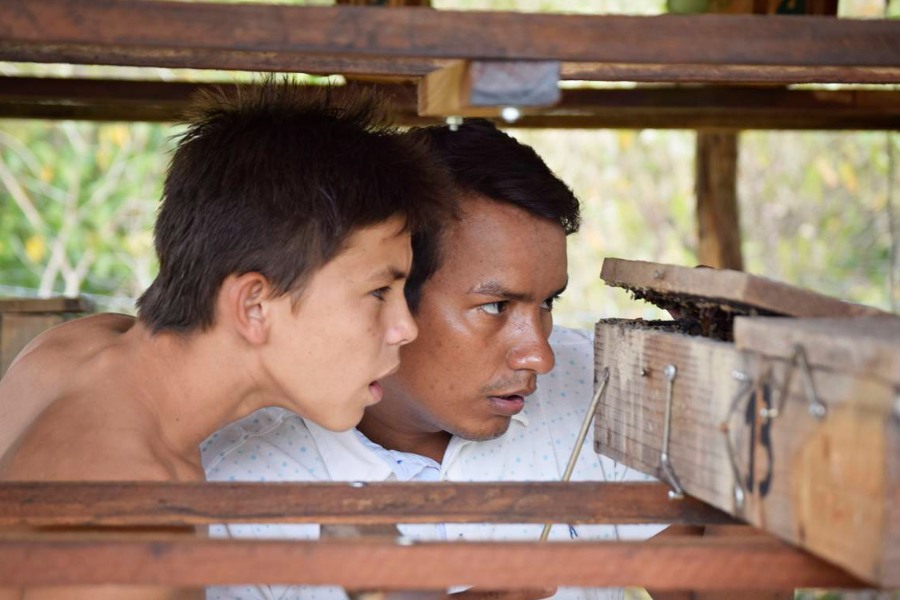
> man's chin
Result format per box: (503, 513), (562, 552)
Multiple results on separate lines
(450, 419), (513, 442)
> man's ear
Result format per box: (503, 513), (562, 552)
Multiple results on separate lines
(219, 272), (272, 346)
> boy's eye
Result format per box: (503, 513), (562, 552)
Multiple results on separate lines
(371, 286), (391, 301)
(480, 301), (507, 315)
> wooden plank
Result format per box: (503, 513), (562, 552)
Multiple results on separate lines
(418, 60), (560, 117)
(600, 258), (886, 318)
(696, 132), (743, 270)
(0, 532), (863, 589)
(734, 316), (900, 387)
(594, 320), (899, 586)
(1, 2), (899, 73)
(0, 297), (93, 313)
(6, 77), (900, 130)
(0, 481), (732, 527)
(559, 63), (900, 85)
(705, 0), (839, 15)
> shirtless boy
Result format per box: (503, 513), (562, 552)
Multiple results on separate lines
(0, 80), (447, 599)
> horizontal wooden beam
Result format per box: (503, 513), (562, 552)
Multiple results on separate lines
(0, 297), (93, 314)
(1, 1), (899, 84)
(0, 532), (864, 589)
(4, 77), (900, 130)
(0, 481), (733, 527)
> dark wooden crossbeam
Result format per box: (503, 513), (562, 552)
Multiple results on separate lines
(1, 0), (899, 84)
(0, 531), (864, 589)
(0, 481), (733, 527)
(3, 76), (900, 130)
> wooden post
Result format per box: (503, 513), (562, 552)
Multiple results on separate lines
(696, 131), (744, 270)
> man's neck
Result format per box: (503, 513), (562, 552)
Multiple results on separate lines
(356, 411), (452, 464)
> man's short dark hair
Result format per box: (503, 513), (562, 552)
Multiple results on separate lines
(403, 118), (581, 311)
(137, 77), (448, 332)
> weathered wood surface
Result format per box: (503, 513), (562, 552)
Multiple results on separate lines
(0, 481), (731, 527)
(735, 316), (900, 387)
(0, 531), (863, 589)
(594, 320), (900, 586)
(696, 132), (743, 270)
(6, 77), (900, 130)
(2, 1), (900, 84)
(418, 60), (560, 117)
(559, 63), (900, 85)
(600, 258), (886, 318)
(0, 482), (731, 526)
(0, 297), (93, 313)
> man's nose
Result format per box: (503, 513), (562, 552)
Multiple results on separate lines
(507, 325), (555, 375)
(387, 298), (418, 346)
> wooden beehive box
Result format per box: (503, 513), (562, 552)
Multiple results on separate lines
(0, 297), (94, 377)
(593, 258), (899, 587)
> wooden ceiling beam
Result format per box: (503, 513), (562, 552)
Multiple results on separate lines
(3, 77), (900, 130)
(2, 0), (900, 84)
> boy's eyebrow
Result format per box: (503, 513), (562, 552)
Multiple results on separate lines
(368, 266), (409, 283)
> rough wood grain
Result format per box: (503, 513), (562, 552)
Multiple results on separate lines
(0, 297), (93, 313)
(1, 1), (899, 74)
(594, 320), (900, 586)
(7, 77), (900, 130)
(0, 532), (863, 589)
(600, 258), (886, 318)
(0, 481), (731, 527)
(734, 316), (900, 387)
(558, 63), (900, 84)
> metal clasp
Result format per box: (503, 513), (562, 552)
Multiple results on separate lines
(660, 364), (685, 500)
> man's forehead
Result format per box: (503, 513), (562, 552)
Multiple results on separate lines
(434, 196), (568, 294)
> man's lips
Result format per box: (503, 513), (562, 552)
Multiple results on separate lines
(487, 394), (526, 417)
(486, 384), (534, 417)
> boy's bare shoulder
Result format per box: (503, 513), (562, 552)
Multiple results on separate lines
(0, 400), (183, 482)
(8, 313), (136, 370)
(0, 313), (139, 466)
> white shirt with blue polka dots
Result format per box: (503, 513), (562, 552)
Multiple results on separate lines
(201, 326), (663, 600)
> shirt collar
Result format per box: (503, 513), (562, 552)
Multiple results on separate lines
(304, 419), (393, 481)
(304, 404), (529, 479)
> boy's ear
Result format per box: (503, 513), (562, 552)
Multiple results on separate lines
(220, 272), (272, 346)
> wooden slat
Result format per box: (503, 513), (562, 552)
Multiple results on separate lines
(0, 297), (93, 313)
(734, 316), (900, 387)
(593, 321), (899, 586)
(559, 63), (900, 84)
(0, 481), (732, 527)
(0, 532), (863, 589)
(600, 258), (886, 317)
(5, 77), (900, 130)
(1, 2), (899, 82)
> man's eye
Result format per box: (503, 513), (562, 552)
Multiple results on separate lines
(480, 301), (506, 315)
(371, 287), (390, 301)
(541, 294), (562, 311)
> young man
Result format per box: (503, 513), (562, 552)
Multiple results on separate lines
(203, 120), (661, 600)
(0, 80), (447, 599)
